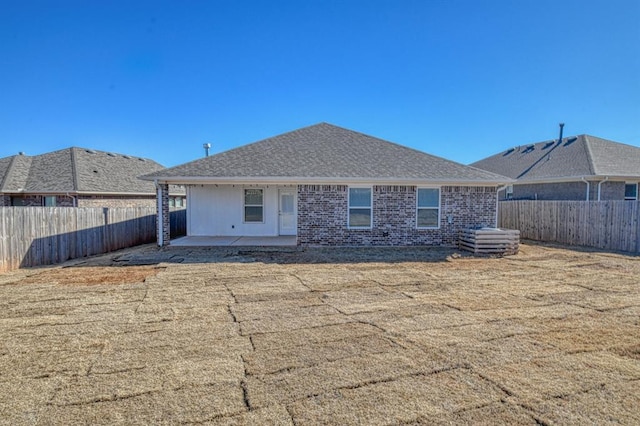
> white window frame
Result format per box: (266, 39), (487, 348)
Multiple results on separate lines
(416, 187), (441, 229)
(625, 182), (638, 201)
(348, 187), (373, 229)
(244, 188), (264, 223)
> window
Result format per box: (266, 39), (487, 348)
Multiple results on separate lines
(625, 183), (638, 200)
(11, 197), (26, 206)
(175, 197), (183, 208)
(43, 196), (56, 207)
(244, 189), (264, 222)
(348, 187), (372, 228)
(169, 198), (175, 207)
(417, 188), (440, 228)
(506, 185), (514, 199)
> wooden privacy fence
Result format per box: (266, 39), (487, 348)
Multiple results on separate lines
(0, 207), (187, 273)
(170, 208), (187, 238)
(499, 201), (640, 253)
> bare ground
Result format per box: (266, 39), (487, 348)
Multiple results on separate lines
(0, 242), (639, 425)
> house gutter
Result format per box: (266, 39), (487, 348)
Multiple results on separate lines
(581, 177), (590, 201)
(154, 179), (163, 247)
(509, 175), (639, 185)
(141, 176), (513, 186)
(495, 185), (509, 228)
(597, 176), (609, 201)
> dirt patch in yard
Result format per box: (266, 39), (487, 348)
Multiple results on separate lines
(18, 265), (163, 286)
(1, 241), (639, 425)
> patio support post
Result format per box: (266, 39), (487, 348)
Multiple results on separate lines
(156, 183), (170, 246)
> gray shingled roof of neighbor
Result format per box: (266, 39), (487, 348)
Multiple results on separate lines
(471, 135), (640, 182)
(142, 123), (510, 184)
(0, 147), (184, 195)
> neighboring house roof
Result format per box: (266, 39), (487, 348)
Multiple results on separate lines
(143, 123), (509, 185)
(471, 135), (640, 182)
(0, 147), (184, 195)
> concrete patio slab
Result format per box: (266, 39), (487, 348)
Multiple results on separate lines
(170, 236), (297, 247)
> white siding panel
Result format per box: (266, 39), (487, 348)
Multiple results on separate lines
(187, 185), (281, 236)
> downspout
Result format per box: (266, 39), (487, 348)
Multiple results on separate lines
(65, 192), (77, 207)
(597, 176), (609, 201)
(581, 177), (590, 201)
(155, 179), (163, 247)
(496, 185), (509, 228)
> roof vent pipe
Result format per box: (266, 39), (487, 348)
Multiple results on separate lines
(203, 143), (211, 157)
(557, 123), (565, 144)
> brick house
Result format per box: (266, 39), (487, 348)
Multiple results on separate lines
(471, 134), (640, 201)
(0, 147), (185, 208)
(143, 123), (510, 247)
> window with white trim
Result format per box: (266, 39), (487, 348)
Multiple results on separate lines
(348, 187), (372, 228)
(625, 183), (638, 200)
(244, 189), (264, 222)
(416, 188), (440, 228)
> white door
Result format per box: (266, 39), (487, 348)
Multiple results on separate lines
(279, 190), (296, 235)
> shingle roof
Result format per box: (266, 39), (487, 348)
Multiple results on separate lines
(143, 123), (509, 184)
(0, 147), (179, 195)
(1, 155), (33, 191)
(471, 135), (640, 181)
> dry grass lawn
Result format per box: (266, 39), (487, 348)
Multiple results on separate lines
(0, 242), (639, 425)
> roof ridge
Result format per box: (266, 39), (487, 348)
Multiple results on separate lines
(140, 122), (511, 183)
(581, 135), (597, 175)
(70, 147), (79, 191)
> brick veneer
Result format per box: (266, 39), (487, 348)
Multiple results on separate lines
(297, 185), (497, 246)
(77, 196), (156, 208)
(505, 180), (632, 201)
(157, 184), (170, 246)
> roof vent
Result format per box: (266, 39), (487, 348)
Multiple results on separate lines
(122, 155), (131, 159)
(503, 148), (515, 156)
(18, 151), (25, 155)
(138, 158), (146, 162)
(85, 149), (96, 154)
(107, 153), (116, 157)
(523, 145), (535, 153)
(543, 142), (554, 149)
(563, 137), (578, 146)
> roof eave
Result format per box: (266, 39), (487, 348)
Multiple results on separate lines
(0, 190), (174, 196)
(516, 175), (640, 184)
(144, 176), (513, 186)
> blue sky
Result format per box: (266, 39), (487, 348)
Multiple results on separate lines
(1, 0), (639, 167)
